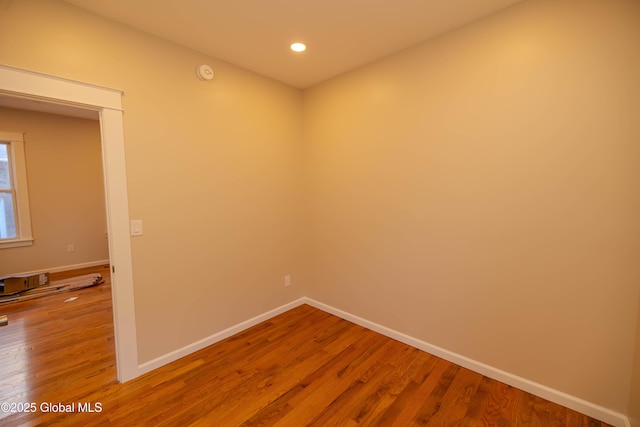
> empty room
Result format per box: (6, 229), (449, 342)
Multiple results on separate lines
(0, 0), (639, 425)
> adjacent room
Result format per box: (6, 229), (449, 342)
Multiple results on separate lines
(0, 106), (108, 277)
(0, 0), (638, 425)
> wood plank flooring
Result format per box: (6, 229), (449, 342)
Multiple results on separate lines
(0, 266), (612, 426)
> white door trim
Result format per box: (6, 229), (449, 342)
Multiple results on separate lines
(0, 64), (139, 382)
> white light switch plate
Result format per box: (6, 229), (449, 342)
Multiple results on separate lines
(130, 220), (143, 236)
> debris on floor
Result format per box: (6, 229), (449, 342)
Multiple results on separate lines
(0, 273), (49, 295)
(0, 274), (103, 306)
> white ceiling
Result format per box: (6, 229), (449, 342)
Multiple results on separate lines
(63, 0), (524, 89)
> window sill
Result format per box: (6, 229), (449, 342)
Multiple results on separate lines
(0, 238), (34, 249)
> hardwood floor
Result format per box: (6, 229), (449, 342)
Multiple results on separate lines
(0, 266), (612, 426)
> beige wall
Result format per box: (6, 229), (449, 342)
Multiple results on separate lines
(303, 0), (640, 414)
(0, 107), (108, 275)
(0, 0), (305, 362)
(631, 291), (640, 426)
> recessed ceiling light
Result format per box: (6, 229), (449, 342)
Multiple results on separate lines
(290, 42), (306, 53)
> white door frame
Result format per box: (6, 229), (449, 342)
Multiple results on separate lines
(0, 64), (139, 382)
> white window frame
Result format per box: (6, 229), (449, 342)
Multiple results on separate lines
(0, 131), (33, 248)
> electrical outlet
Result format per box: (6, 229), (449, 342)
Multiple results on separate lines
(284, 275), (291, 287)
(67, 244), (75, 253)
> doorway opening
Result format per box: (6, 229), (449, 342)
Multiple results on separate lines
(0, 64), (138, 382)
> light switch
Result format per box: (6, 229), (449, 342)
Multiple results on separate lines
(130, 220), (143, 236)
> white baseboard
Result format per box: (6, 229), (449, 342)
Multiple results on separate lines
(131, 296), (629, 427)
(137, 298), (307, 376)
(13, 259), (110, 276)
(302, 298), (630, 427)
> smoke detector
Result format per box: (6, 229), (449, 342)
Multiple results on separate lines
(196, 64), (214, 81)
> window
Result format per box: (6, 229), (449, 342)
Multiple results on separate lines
(0, 132), (33, 248)
(0, 143), (16, 238)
